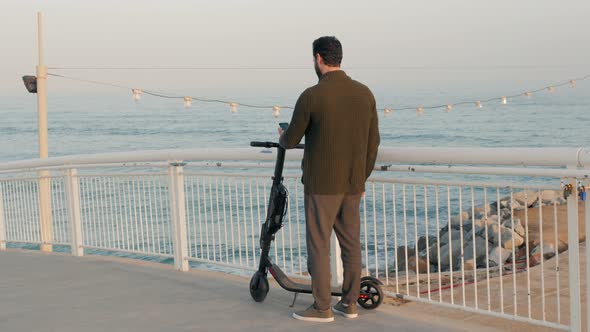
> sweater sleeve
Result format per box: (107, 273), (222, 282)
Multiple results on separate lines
(365, 96), (380, 179)
(279, 88), (311, 149)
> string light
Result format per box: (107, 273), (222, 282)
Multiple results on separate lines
(132, 89), (142, 101)
(47, 72), (590, 117)
(229, 102), (238, 113)
(272, 106), (281, 118)
(183, 96), (192, 108)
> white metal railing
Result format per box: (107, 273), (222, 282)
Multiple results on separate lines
(0, 146), (588, 331)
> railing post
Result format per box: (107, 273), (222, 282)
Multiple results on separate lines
(0, 182), (6, 251)
(168, 162), (189, 272)
(330, 231), (343, 287)
(65, 169), (83, 256)
(566, 174), (582, 332)
(38, 170), (53, 252)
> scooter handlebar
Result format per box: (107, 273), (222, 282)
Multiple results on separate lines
(250, 141), (304, 149)
(250, 141), (279, 148)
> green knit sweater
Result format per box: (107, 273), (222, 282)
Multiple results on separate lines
(279, 70), (380, 194)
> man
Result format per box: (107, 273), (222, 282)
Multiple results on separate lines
(279, 36), (380, 322)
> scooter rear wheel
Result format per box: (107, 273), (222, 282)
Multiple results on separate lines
(357, 280), (383, 309)
(249, 271), (269, 302)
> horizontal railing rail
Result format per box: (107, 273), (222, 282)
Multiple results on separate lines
(1, 146), (590, 173)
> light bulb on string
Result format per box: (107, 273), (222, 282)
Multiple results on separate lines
(272, 106), (281, 118)
(183, 97), (192, 108)
(524, 91), (532, 98)
(475, 101), (483, 108)
(501, 96), (507, 105)
(547, 86), (555, 93)
(445, 104), (453, 112)
(416, 107), (424, 116)
(569, 80), (576, 88)
(384, 108), (392, 116)
(132, 89), (142, 101)
(229, 102), (238, 113)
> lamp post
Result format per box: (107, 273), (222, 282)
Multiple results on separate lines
(36, 12), (52, 252)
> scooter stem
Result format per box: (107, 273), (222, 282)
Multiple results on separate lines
(273, 146), (286, 185)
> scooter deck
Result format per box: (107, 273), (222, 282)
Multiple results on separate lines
(270, 264), (342, 296)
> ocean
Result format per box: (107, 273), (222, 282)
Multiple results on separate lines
(1, 78), (589, 163)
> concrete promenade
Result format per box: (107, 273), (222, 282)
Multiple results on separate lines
(0, 249), (502, 332)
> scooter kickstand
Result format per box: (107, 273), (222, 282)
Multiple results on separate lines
(289, 292), (299, 308)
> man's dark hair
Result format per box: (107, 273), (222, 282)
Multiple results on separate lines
(312, 36), (342, 67)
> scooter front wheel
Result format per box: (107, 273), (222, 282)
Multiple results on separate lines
(358, 280), (383, 309)
(249, 271), (269, 302)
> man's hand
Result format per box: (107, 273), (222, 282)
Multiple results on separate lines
(278, 127), (285, 137)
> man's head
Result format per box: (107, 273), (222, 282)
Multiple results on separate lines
(312, 36), (342, 79)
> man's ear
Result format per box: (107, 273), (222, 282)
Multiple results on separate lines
(315, 53), (323, 65)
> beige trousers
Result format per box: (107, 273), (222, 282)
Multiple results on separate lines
(304, 193), (362, 311)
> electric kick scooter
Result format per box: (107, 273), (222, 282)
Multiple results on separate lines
(248, 141), (384, 310)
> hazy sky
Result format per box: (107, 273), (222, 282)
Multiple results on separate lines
(1, 0), (589, 99)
